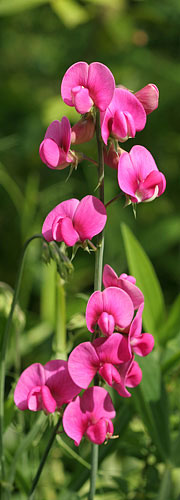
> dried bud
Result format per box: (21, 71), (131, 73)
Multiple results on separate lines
(71, 115), (95, 145)
(135, 84), (159, 115)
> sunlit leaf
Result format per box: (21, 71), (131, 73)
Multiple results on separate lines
(51, 0), (89, 28)
(0, 0), (48, 15)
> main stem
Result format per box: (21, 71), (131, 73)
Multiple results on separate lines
(0, 234), (44, 496)
(88, 110), (105, 500)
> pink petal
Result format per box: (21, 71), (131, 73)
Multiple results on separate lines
(68, 342), (99, 389)
(61, 62), (89, 107)
(45, 359), (81, 407)
(99, 363), (121, 385)
(94, 333), (130, 364)
(98, 311), (115, 336)
(131, 333), (154, 356)
(102, 287), (134, 331)
(111, 110), (128, 139)
(129, 303), (144, 339)
(63, 396), (88, 446)
(103, 264), (118, 287)
(44, 120), (62, 143)
(87, 62), (115, 111)
(73, 195), (107, 242)
(80, 386), (116, 421)
(86, 290), (104, 333)
(86, 418), (108, 445)
(126, 360), (142, 388)
(130, 145), (158, 179)
(14, 364), (45, 410)
(58, 216), (80, 246)
(101, 108), (113, 145)
(72, 87), (93, 114)
(109, 88), (146, 131)
(42, 198), (79, 242)
(135, 84), (159, 115)
(41, 385), (57, 413)
(59, 116), (71, 153)
(118, 151), (139, 200)
(39, 139), (61, 169)
(27, 386), (42, 411)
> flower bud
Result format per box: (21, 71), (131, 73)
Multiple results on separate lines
(71, 115), (95, 145)
(135, 84), (159, 115)
(103, 143), (124, 170)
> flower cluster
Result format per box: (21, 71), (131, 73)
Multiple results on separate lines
(14, 61), (165, 447)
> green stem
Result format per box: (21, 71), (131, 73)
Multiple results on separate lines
(0, 234), (44, 494)
(28, 415), (62, 499)
(88, 110), (105, 500)
(52, 272), (66, 360)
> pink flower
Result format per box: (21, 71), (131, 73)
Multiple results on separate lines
(86, 287), (134, 336)
(118, 145), (166, 203)
(42, 195), (107, 246)
(14, 360), (81, 414)
(127, 304), (154, 357)
(39, 117), (73, 170)
(135, 84), (159, 115)
(63, 386), (116, 445)
(68, 334), (131, 389)
(103, 264), (144, 310)
(101, 88), (146, 145)
(61, 61), (115, 114)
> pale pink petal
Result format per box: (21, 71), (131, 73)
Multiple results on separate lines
(45, 359), (81, 407)
(42, 199), (79, 242)
(94, 333), (130, 364)
(88, 62), (115, 111)
(73, 195), (107, 241)
(86, 418), (107, 444)
(61, 62), (89, 107)
(14, 364), (45, 410)
(72, 87), (93, 114)
(131, 333), (154, 356)
(135, 84), (159, 115)
(63, 396), (88, 446)
(59, 216), (80, 246)
(68, 342), (99, 388)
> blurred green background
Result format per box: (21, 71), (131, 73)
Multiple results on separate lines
(1, 0), (180, 498)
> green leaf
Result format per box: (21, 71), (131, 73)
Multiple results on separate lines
(0, 0), (48, 15)
(51, 0), (89, 27)
(137, 352), (161, 402)
(158, 294), (180, 345)
(121, 223), (166, 337)
(155, 468), (172, 500)
(0, 162), (24, 215)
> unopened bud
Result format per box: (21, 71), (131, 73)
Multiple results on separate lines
(135, 84), (159, 115)
(71, 115), (95, 144)
(104, 143), (124, 170)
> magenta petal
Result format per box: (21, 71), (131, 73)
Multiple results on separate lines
(63, 396), (88, 446)
(103, 264), (118, 288)
(61, 62), (89, 107)
(117, 279), (144, 310)
(74, 195), (107, 242)
(41, 385), (57, 413)
(88, 62), (115, 111)
(135, 84), (159, 115)
(126, 360), (142, 388)
(81, 386), (116, 421)
(59, 116), (71, 153)
(60, 217), (80, 246)
(112, 110), (128, 139)
(130, 145), (158, 179)
(86, 290), (104, 333)
(73, 87), (93, 114)
(132, 333), (154, 357)
(102, 287), (134, 330)
(129, 303), (144, 340)
(86, 418), (107, 445)
(94, 333), (130, 364)
(98, 311), (115, 336)
(118, 151), (139, 199)
(42, 198), (79, 242)
(44, 120), (62, 143)
(45, 359), (81, 407)
(40, 139), (60, 169)
(68, 343), (99, 389)
(14, 363), (45, 410)
(27, 386), (42, 411)
(99, 363), (121, 385)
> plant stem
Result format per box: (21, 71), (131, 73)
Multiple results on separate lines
(28, 415), (62, 499)
(0, 234), (44, 495)
(105, 192), (123, 208)
(88, 110), (105, 500)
